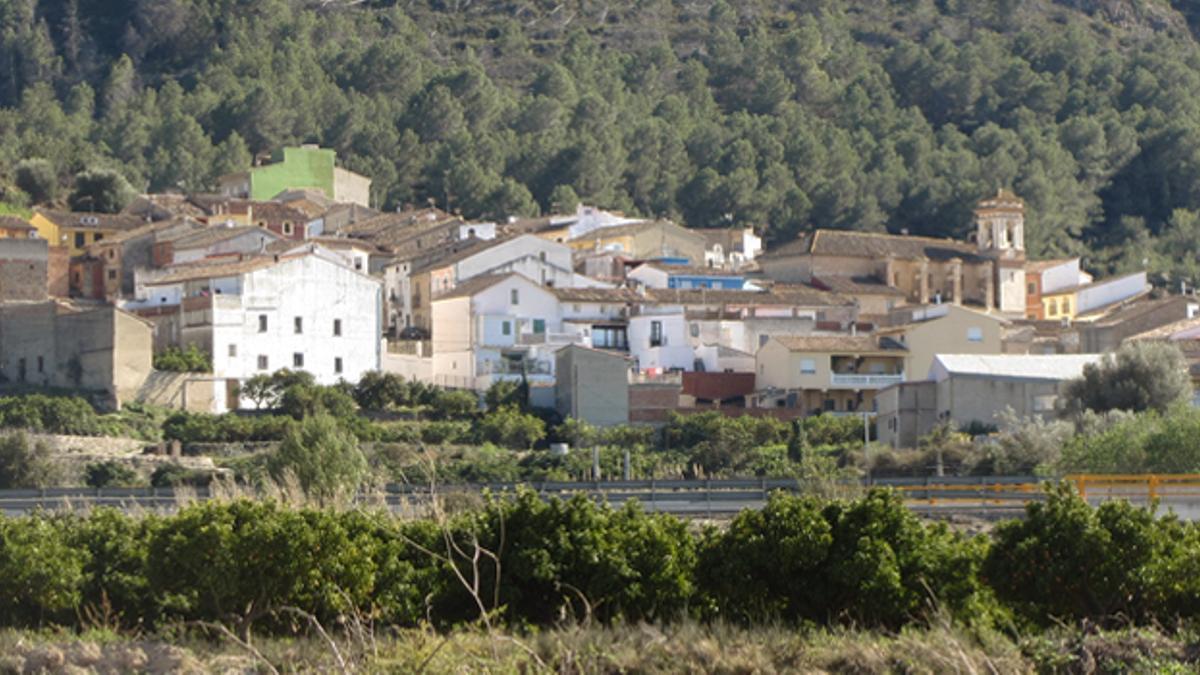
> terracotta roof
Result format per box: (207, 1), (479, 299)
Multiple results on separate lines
(172, 226), (279, 250)
(568, 219), (699, 242)
(143, 256), (283, 285)
(771, 334), (906, 354)
(121, 194), (209, 220)
(341, 208), (456, 237)
(1127, 316), (1200, 342)
(552, 287), (642, 303)
(0, 216), (34, 231)
(1089, 295), (1188, 328)
(247, 201), (311, 224)
(811, 275), (906, 297)
(647, 285), (850, 307)
(1025, 258), (1077, 274)
(412, 236), (512, 273)
(433, 272), (524, 300)
(637, 262), (743, 277)
(91, 217), (202, 246)
(762, 229), (985, 263)
(35, 209), (145, 231)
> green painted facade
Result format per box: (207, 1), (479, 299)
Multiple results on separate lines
(249, 147), (337, 201)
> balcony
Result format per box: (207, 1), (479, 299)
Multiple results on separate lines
(830, 373), (904, 388)
(518, 332), (582, 346)
(477, 359), (552, 376)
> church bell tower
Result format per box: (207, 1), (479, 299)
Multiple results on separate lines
(975, 189), (1027, 315)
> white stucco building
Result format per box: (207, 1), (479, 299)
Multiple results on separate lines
(142, 253), (382, 410)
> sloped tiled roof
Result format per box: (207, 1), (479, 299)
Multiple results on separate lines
(172, 226), (279, 250)
(811, 275), (907, 297)
(143, 256), (282, 285)
(763, 229), (985, 263)
(433, 272), (523, 300)
(552, 287), (643, 303)
(647, 285), (851, 306)
(1025, 258), (1077, 274)
(638, 262), (743, 277)
(36, 209), (145, 231)
(772, 334), (906, 353)
(247, 201), (311, 224)
(1127, 316), (1200, 342)
(0, 215), (34, 231)
(412, 236), (512, 273)
(567, 219), (699, 242)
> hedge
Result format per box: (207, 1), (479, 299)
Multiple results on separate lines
(0, 486), (1196, 635)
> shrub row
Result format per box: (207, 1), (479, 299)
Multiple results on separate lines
(3, 486), (1195, 635)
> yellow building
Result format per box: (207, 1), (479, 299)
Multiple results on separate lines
(1042, 291), (1076, 320)
(0, 215), (35, 238)
(754, 334), (908, 414)
(31, 209), (146, 256)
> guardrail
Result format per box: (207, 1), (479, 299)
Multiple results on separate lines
(2, 476), (1199, 517)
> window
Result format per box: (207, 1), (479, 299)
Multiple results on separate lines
(258, 314), (268, 332)
(74, 232), (85, 248)
(107, 250), (115, 260)
(533, 319), (545, 334)
(94, 233), (103, 242)
(1061, 298), (1071, 314)
(283, 222), (294, 236)
(107, 269), (117, 281)
(333, 319), (342, 336)
(36, 356), (43, 374)
(293, 352), (304, 368)
(511, 289), (519, 305)
(1033, 395), (1058, 412)
(759, 334), (770, 348)
(294, 317), (303, 334)
(800, 359), (816, 374)
(967, 327), (984, 343)
(650, 320), (663, 347)
(1028, 282), (1037, 295)
(539, 251), (546, 262)
(334, 357), (343, 374)
(690, 323), (700, 338)
(1047, 300), (1057, 317)
(502, 321), (511, 336)
(228, 344), (237, 357)
(257, 355), (269, 370)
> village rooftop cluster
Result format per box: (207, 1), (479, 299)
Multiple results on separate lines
(0, 146), (1194, 446)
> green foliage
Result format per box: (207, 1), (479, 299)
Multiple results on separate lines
(985, 483), (1184, 625)
(3, 1), (1200, 271)
(484, 380), (528, 411)
(698, 490), (991, 628)
(268, 414), (367, 501)
(84, 460), (142, 488)
(1064, 342), (1193, 415)
(0, 431), (59, 488)
(477, 405), (546, 450)
(0, 516), (88, 626)
(1060, 406), (1200, 474)
(14, 157), (56, 204)
(152, 345), (211, 373)
(161, 411), (294, 444)
(0, 394), (101, 435)
(68, 168), (135, 213)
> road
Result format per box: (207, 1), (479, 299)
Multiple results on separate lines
(3, 476), (1199, 519)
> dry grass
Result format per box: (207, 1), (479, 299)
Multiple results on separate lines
(0, 621), (1196, 674)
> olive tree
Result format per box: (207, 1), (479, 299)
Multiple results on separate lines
(1063, 341), (1193, 415)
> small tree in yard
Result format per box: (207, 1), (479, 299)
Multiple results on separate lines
(268, 414), (367, 502)
(479, 405), (546, 450)
(1063, 341), (1192, 415)
(0, 431), (60, 488)
(14, 158), (57, 204)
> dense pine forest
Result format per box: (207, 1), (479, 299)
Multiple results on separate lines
(6, 1), (1200, 278)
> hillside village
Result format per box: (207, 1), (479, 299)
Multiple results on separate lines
(0, 145), (1193, 446)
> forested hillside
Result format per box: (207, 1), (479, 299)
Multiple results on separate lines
(6, 0), (1200, 278)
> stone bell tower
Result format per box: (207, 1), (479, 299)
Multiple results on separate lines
(975, 189), (1026, 315)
